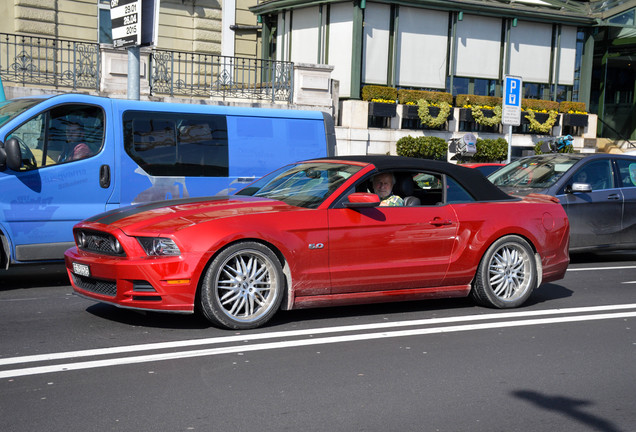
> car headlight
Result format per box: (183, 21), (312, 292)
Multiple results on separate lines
(137, 237), (181, 256)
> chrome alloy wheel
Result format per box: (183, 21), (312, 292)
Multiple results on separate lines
(214, 248), (280, 323)
(487, 243), (533, 301)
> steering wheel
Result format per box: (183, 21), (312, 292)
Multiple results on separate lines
(14, 137), (37, 169)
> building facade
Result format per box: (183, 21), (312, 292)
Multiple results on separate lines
(2, 1), (636, 154)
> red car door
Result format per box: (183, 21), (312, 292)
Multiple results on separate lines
(327, 205), (458, 294)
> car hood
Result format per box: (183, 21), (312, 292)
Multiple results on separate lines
(85, 195), (302, 234)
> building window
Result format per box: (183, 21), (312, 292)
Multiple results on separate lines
(98, 0), (112, 45)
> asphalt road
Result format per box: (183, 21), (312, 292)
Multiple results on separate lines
(1, 252), (635, 432)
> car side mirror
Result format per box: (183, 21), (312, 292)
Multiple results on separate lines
(567, 182), (592, 194)
(344, 192), (381, 208)
(4, 137), (22, 171)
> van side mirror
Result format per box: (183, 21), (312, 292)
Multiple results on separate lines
(4, 137), (22, 171)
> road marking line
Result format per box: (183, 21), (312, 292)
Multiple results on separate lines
(567, 266), (636, 272)
(1, 310), (636, 379)
(2, 303), (636, 367)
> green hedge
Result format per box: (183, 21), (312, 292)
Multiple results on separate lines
(559, 101), (587, 113)
(398, 89), (452, 104)
(455, 94), (502, 107)
(396, 135), (447, 160)
(473, 138), (508, 162)
(361, 85), (398, 102)
(361, 85), (587, 114)
(521, 98), (559, 111)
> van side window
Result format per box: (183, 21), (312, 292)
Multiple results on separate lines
(123, 111), (229, 177)
(7, 104), (104, 171)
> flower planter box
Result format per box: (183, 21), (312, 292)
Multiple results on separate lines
(403, 104), (420, 119)
(458, 108), (495, 122)
(521, 112), (560, 126)
(404, 104), (454, 121)
(369, 102), (397, 117)
(562, 113), (588, 127)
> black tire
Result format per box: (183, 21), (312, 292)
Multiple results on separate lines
(471, 235), (537, 309)
(200, 242), (284, 330)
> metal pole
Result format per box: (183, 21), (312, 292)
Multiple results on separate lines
(507, 125), (512, 163)
(127, 46), (140, 100)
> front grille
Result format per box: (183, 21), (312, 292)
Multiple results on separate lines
(72, 273), (117, 297)
(75, 229), (126, 256)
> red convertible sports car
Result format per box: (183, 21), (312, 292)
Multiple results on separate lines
(65, 156), (570, 329)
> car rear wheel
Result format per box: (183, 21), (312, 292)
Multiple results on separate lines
(200, 242), (284, 330)
(471, 235), (537, 308)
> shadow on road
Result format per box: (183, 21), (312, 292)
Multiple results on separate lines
(85, 303), (213, 330)
(513, 389), (622, 432)
(0, 263), (69, 289)
(570, 250), (636, 264)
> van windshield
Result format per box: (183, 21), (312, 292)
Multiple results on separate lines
(0, 99), (42, 127)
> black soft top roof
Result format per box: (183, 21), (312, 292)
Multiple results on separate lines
(311, 155), (514, 202)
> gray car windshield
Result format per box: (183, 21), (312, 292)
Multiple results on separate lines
(488, 155), (580, 189)
(236, 162), (362, 208)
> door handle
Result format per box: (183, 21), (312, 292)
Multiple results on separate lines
(607, 194), (620, 200)
(99, 164), (111, 188)
(429, 218), (452, 226)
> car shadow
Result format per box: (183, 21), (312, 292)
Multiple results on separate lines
(85, 303), (213, 330)
(0, 263), (69, 290)
(569, 250), (636, 264)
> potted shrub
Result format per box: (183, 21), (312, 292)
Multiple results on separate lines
(398, 90), (453, 124)
(522, 99), (559, 133)
(560, 101), (588, 127)
(396, 135), (447, 160)
(456, 95), (502, 127)
(362, 85), (398, 117)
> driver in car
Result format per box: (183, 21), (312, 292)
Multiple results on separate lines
(372, 172), (404, 206)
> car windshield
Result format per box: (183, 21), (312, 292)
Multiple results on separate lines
(0, 98), (42, 128)
(488, 154), (580, 189)
(236, 162), (362, 208)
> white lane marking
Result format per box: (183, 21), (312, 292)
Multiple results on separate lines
(567, 266), (636, 272)
(2, 303), (636, 367)
(1, 309), (636, 379)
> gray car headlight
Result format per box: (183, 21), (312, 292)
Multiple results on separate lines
(137, 237), (181, 256)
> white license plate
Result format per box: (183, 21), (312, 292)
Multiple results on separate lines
(72, 262), (91, 277)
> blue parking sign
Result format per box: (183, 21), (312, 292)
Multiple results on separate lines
(502, 75), (522, 126)
(505, 76), (521, 107)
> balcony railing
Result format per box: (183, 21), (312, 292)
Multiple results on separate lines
(0, 33), (99, 90)
(149, 50), (294, 103)
(0, 33), (294, 104)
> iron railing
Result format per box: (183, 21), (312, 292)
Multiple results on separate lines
(0, 33), (99, 90)
(0, 32), (294, 103)
(150, 50), (294, 103)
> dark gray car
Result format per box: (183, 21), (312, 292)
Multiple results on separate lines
(488, 153), (636, 252)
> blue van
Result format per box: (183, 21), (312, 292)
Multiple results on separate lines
(0, 94), (336, 269)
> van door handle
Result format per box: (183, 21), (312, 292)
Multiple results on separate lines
(99, 164), (111, 188)
(607, 194), (620, 200)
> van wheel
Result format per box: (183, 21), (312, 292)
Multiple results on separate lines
(471, 236), (537, 309)
(200, 242), (284, 330)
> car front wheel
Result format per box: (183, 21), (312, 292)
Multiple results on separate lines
(471, 235), (537, 308)
(200, 242), (284, 330)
